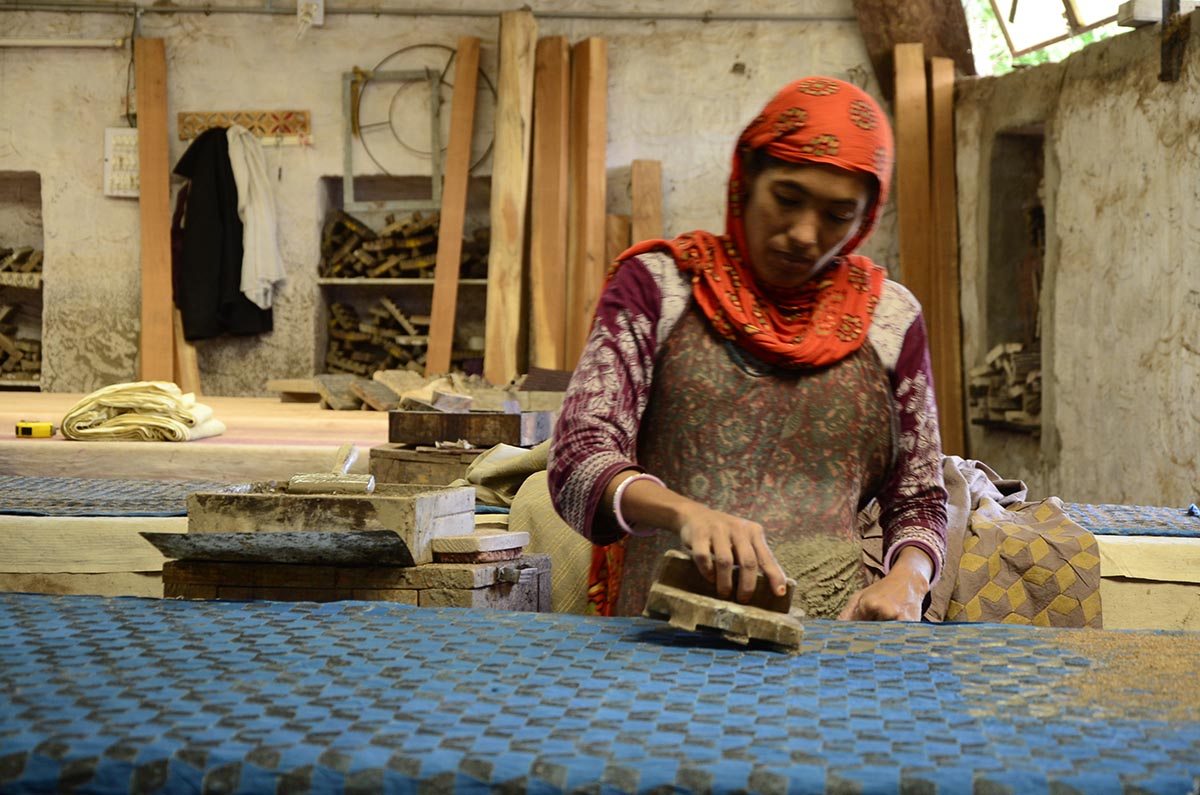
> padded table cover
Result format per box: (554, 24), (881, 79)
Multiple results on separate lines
(1, 593), (1198, 794)
(1066, 503), (1200, 538)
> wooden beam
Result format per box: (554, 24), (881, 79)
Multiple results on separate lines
(564, 37), (608, 369)
(928, 57), (965, 457)
(134, 38), (174, 382)
(483, 11), (537, 386)
(528, 36), (571, 371)
(630, 159), (663, 244)
(425, 36), (481, 377)
(851, 0), (974, 102)
(1160, 0), (1189, 82)
(894, 43), (931, 301)
(172, 308), (202, 396)
(605, 214), (631, 268)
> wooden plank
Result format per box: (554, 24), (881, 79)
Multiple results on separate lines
(172, 308), (202, 396)
(387, 410), (553, 447)
(134, 38), (174, 382)
(565, 37), (608, 369)
(894, 44), (932, 305)
(483, 10), (537, 385)
(851, 0), (975, 101)
(425, 36), (482, 378)
(630, 159), (663, 244)
(528, 36), (571, 371)
(605, 214), (631, 268)
(928, 56), (965, 457)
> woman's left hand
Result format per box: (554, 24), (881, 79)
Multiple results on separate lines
(838, 546), (933, 622)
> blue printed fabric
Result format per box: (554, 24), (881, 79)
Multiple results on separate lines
(1, 593), (1198, 794)
(1065, 502), (1200, 538)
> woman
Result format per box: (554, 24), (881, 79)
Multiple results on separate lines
(548, 76), (947, 622)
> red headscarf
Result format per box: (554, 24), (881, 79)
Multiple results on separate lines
(616, 76), (894, 369)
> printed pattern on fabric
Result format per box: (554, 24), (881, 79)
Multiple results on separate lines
(946, 499), (1103, 627)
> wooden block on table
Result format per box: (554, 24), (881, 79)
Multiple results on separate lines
(369, 444), (482, 485)
(433, 530), (530, 554)
(350, 379), (400, 411)
(643, 550), (803, 652)
(266, 377), (322, 403)
(387, 410), (553, 447)
(185, 484), (476, 567)
(315, 373), (365, 410)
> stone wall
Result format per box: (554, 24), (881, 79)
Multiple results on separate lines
(956, 24), (1200, 505)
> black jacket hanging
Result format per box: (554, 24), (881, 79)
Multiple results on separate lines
(172, 126), (273, 340)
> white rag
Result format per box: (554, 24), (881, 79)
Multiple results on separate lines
(226, 124), (286, 309)
(60, 381), (226, 442)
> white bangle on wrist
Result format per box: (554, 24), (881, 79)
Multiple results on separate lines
(613, 473), (665, 537)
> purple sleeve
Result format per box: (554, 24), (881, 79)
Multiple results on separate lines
(877, 312), (949, 583)
(547, 258), (664, 546)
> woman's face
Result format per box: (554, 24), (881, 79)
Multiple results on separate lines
(742, 160), (873, 290)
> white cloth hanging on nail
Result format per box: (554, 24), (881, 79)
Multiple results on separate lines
(226, 124), (285, 310)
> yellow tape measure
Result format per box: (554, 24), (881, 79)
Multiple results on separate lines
(15, 421), (56, 438)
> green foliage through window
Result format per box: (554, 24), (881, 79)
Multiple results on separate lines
(962, 0), (1121, 75)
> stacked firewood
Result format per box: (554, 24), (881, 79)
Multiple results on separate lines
(325, 297), (431, 376)
(0, 247), (43, 289)
(968, 343), (1041, 431)
(319, 210), (488, 280)
(0, 247), (42, 380)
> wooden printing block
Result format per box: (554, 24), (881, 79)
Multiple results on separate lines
(432, 530), (528, 563)
(350, 379), (401, 411)
(185, 483), (475, 567)
(315, 373), (364, 410)
(387, 410), (553, 447)
(643, 549), (804, 653)
(369, 444), (482, 485)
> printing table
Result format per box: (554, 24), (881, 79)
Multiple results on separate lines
(1, 593), (1197, 794)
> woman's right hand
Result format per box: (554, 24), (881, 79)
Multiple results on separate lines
(676, 502), (788, 604)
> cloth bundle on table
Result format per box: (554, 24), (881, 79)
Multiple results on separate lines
(60, 381), (225, 442)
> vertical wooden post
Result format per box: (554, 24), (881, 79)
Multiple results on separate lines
(425, 36), (481, 377)
(929, 56), (965, 456)
(483, 10), (537, 386)
(528, 36), (571, 371)
(630, 159), (663, 244)
(134, 38), (174, 383)
(893, 43), (930, 299)
(172, 309), (202, 396)
(565, 37), (608, 369)
(605, 214), (631, 268)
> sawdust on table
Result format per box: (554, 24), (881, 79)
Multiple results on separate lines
(772, 535), (864, 619)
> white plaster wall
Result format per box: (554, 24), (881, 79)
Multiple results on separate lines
(0, 0), (898, 395)
(956, 25), (1200, 505)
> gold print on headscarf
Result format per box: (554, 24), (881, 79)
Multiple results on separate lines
(796, 78), (840, 96)
(850, 99), (879, 131)
(836, 314), (864, 342)
(773, 107), (809, 138)
(848, 263), (870, 293)
(867, 294), (880, 316)
(801, 134), (840, 157)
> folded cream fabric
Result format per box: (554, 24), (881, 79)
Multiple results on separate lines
(60, 381), (226, 442)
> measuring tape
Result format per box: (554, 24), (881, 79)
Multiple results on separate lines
(15, 421), (56, 438)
